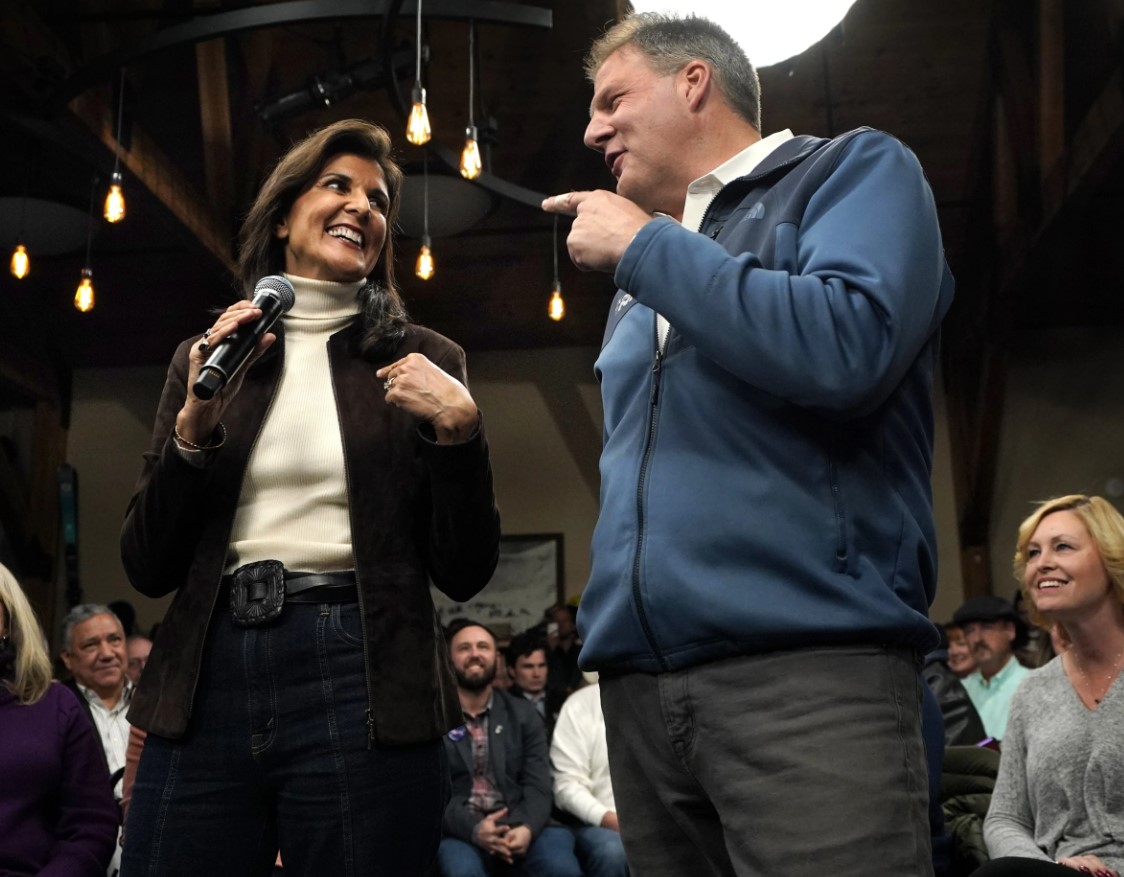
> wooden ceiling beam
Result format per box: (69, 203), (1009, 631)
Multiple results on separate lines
(196, 37), (236, 216)
(194, 0), (235, 217)
(1037, 0), (1064, 186)
(947, 0), (1124, 595)
(68, 88), (235, 273)
(993, 8), (1040, 228)
(1004, 65), (1124, 297)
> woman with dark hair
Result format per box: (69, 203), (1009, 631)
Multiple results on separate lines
(973, 495), (1124, 877)
(121, 119), (500, 876)
(0, 563), (119, 876)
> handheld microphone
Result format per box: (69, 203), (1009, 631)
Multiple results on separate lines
(192, 275), (296, 401)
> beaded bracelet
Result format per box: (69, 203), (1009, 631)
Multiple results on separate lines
(173, 421), (227, 451)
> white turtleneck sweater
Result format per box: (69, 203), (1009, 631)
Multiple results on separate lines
(223, 274), (363, 574)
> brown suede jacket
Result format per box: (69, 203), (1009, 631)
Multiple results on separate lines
(120, 318), (500, 745)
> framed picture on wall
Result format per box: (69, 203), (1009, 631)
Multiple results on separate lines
(430, 534), (564, 640)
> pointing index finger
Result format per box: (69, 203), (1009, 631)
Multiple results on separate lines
(541, 190), (589, 216)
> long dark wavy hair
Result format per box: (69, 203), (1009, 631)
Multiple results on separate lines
(237, 119), (409, 359)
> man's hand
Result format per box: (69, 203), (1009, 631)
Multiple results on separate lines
(503, 824), (532, 858)
(472, 809), (513, 863)
(542, 190), (653, 274)
(600, 811), (621, 832)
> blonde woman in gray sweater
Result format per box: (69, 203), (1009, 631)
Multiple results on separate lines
(975, 495), (1124, 877)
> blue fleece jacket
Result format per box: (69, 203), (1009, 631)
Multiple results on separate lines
(580, 128), (955, 674)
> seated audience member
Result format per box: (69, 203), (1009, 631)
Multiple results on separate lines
(550, 678), (630, 877)
(953, 595), (1030, 740)
(942, 745), (1001, 875)
(945, 622), (977, 678)
(59, 604), (132, 794)
(977, 495), (1124, 877)
(60, 604), (132, 876)
(0, 563), (119, 877)
(125, 634), (152, 686)
(545, 603), (583, 697)
(507, 630), (565, 741)
(924, 629), (986, 747)
(439, 619), (581, 877)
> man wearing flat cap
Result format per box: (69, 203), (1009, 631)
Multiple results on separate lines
(952, 595), (1031, 739)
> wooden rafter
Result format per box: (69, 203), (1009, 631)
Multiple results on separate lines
(68, 88), (235, 272)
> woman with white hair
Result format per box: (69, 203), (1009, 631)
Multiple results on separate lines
(0, 562), (119, 876)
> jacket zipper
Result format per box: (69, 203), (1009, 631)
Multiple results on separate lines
(626, 197), (718, 669)
(631, 329), (670, 672)
(326, 347), (378, 749)
(186, 351), (283, 723)
(698, 191), (722, 240)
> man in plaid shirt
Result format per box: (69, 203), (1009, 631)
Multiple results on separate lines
(437, 619), (582, 877)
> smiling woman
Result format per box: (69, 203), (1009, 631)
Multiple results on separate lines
(973, 495), (1124, 877)
(274, 154), (389, 283)
(119, 119), (501, 877)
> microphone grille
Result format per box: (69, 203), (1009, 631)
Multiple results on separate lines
(255, 275), (296, 311)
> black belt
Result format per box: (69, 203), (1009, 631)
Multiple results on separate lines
(221, 569), (358, 606)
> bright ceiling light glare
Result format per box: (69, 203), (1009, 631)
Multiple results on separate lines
(626, 0), (858, 68)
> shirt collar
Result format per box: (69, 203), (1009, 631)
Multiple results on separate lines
(977, 654), (1021, 689)
(463, 690), (494, 721)
(76, 679), (133, 712)
(681, 129), (793, 231)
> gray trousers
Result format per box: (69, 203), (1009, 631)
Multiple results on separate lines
(600, 646), (934, 877)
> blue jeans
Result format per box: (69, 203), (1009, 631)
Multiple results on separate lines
(122, 601), (448, 876)
(437, 825), (582, 877)
(574, 826), (629, 877)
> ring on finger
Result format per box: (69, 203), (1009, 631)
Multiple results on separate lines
(204, 328), (213, 338)
(383, 375), (395, 391)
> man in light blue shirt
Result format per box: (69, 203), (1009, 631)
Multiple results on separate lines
(954, 596), (1031, 740)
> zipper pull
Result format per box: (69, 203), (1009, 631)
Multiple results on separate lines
(366, 708), (375, 748)
(650, 349), (663, 406)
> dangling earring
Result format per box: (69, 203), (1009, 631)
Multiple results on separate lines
(0, 633), (10, 650)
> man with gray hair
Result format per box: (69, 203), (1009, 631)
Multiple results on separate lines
(61, 604), (131, 791)
(61, 603), (131, 875)
(543, 12), (953, 876)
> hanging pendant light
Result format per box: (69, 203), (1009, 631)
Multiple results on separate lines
(415, 150), (435, 280)
(10, 190), (30, 279)
(405, 0), (432, 145)
(104, 68), (128, 222)
(76, 176), (98, 313)
(548, 214), (565, 321)
(460, 21), (482, 180)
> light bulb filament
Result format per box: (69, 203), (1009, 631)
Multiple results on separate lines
(549, 288), (565, 321)
(416, 242), (435, 280)
(406, 86), (432, 146)
(104, 172), (126, 223)
(10, 243), (29, 279)
(460, 130), (482, 180)
(75, 269), (95, 313)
